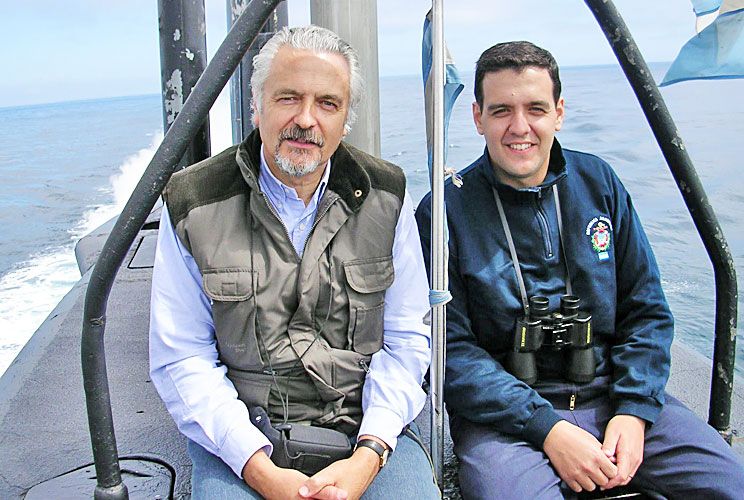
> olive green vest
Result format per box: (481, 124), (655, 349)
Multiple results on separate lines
(163, 130), (405, 433)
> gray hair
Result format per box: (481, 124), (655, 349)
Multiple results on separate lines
(250, 25), (363, 133)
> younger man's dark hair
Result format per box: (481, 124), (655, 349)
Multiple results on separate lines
(474, 41), (561, 107)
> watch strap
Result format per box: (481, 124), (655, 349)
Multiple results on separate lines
(354, 439), (389, 468)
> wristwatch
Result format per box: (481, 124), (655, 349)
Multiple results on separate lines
(354, 439), (390, 469)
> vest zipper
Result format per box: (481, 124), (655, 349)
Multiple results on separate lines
(259, 192), (300, 260)
(300, 193), (339, 256)
(569, 393), (576, 411)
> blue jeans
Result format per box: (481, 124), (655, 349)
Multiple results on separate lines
(451, 394), (744, 500)
(188, 425), (440, 499)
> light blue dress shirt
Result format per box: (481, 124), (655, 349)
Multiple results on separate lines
(257, 148), (328, 256)
(149, 152), (431, 478)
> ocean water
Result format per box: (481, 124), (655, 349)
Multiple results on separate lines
(0, 63), (742, 379)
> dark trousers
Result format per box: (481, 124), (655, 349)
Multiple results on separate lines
(451, 394), (744, 499)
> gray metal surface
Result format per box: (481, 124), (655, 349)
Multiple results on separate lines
(158, 0), (211, 168)
(25, 459), (172, 500)
(76, 209), (161, 276)
(668, 342), (744, 455)
(0, 226), (191, 499)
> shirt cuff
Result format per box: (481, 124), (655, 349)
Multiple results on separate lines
(521, 405), (564, 448)
(614, 396), (663, 425)
(219, 421), (274, 478)
(358, 406), (406, 451)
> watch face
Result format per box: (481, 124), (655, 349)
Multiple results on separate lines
(380, 449), (389, 468)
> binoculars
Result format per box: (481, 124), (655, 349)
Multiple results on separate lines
(506, 295), (596, 385)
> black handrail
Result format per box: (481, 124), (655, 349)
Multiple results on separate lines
(585, 0), (738, 440)
(80, 1), (282, 498)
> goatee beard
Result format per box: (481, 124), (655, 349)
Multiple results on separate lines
(274, 125), (324, 177)
(274, 153), (321, 178)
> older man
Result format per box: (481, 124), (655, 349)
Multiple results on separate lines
(150, 26), (438, 500)
(416, 41), (744, 499)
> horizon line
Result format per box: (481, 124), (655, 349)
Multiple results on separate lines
(0, 61), (675, 111)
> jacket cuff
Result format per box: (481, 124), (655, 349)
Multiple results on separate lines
(614, 397), (663, 425)
(521, 405), (564, 448)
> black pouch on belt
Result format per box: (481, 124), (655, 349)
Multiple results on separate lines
(248, 406), (353, 475)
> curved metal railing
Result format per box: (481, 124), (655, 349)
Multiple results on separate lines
(80, 1), (282, 498)
(585, 0), (738, 439)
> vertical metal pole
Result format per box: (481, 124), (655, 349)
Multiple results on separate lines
(158, 0), (211, 167)
(429, 0), (446, 487)
(584, 0), (738, 442)
(227, 0), (288, 143)
(310, 0), (381, 156)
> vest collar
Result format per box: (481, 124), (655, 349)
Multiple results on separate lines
(236, 129), (372, 213)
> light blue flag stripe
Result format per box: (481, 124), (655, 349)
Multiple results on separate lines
(422, 11), (464, 171)
(661, 7), (744, 86)
(692, 0), (722, 16)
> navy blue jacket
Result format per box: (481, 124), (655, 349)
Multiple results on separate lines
(415, 141), (673, 447)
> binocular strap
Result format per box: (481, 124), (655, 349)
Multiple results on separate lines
(492, 184), (573, 315)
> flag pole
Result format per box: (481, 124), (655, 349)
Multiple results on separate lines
(429, 0), (446, 487)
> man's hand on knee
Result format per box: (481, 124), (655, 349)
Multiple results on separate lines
(543, 420), (618, 493)
(600, 414), (645, 490)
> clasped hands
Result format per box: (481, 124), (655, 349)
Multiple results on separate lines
(543, 414), (645, 493)
(243, 441), (382, 500)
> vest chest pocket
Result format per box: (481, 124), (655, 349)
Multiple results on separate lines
(343, 256), (395, 355)
(202, 269), (263, 370)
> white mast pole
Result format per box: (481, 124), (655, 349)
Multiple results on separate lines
(429, 0), (446, 487)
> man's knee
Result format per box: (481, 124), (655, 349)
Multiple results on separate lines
(456, 439), (562, 500)
(458, 457), (562, 500)
(642, 398), (744, 498)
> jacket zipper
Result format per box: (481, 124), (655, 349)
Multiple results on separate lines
(534, 191), (554, 259)
(569, 393), (576, 411)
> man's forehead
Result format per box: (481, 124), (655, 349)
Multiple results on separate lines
(266, 47), (350, 90)
(481, 67), (554, 101)
(272, 45), (350, 72)
(484, 66), (552, 82)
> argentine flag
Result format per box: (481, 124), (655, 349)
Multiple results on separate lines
(661, 0), (744, 86)
(422, 10), (464, 172)
(421, 9), (463, 308)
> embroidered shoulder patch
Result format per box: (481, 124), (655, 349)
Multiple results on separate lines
(585, 216), (613, 261)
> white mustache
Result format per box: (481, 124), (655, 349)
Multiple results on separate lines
(279, 126), (324, 148)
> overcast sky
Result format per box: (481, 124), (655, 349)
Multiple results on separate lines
(1, 0), (696, 108)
